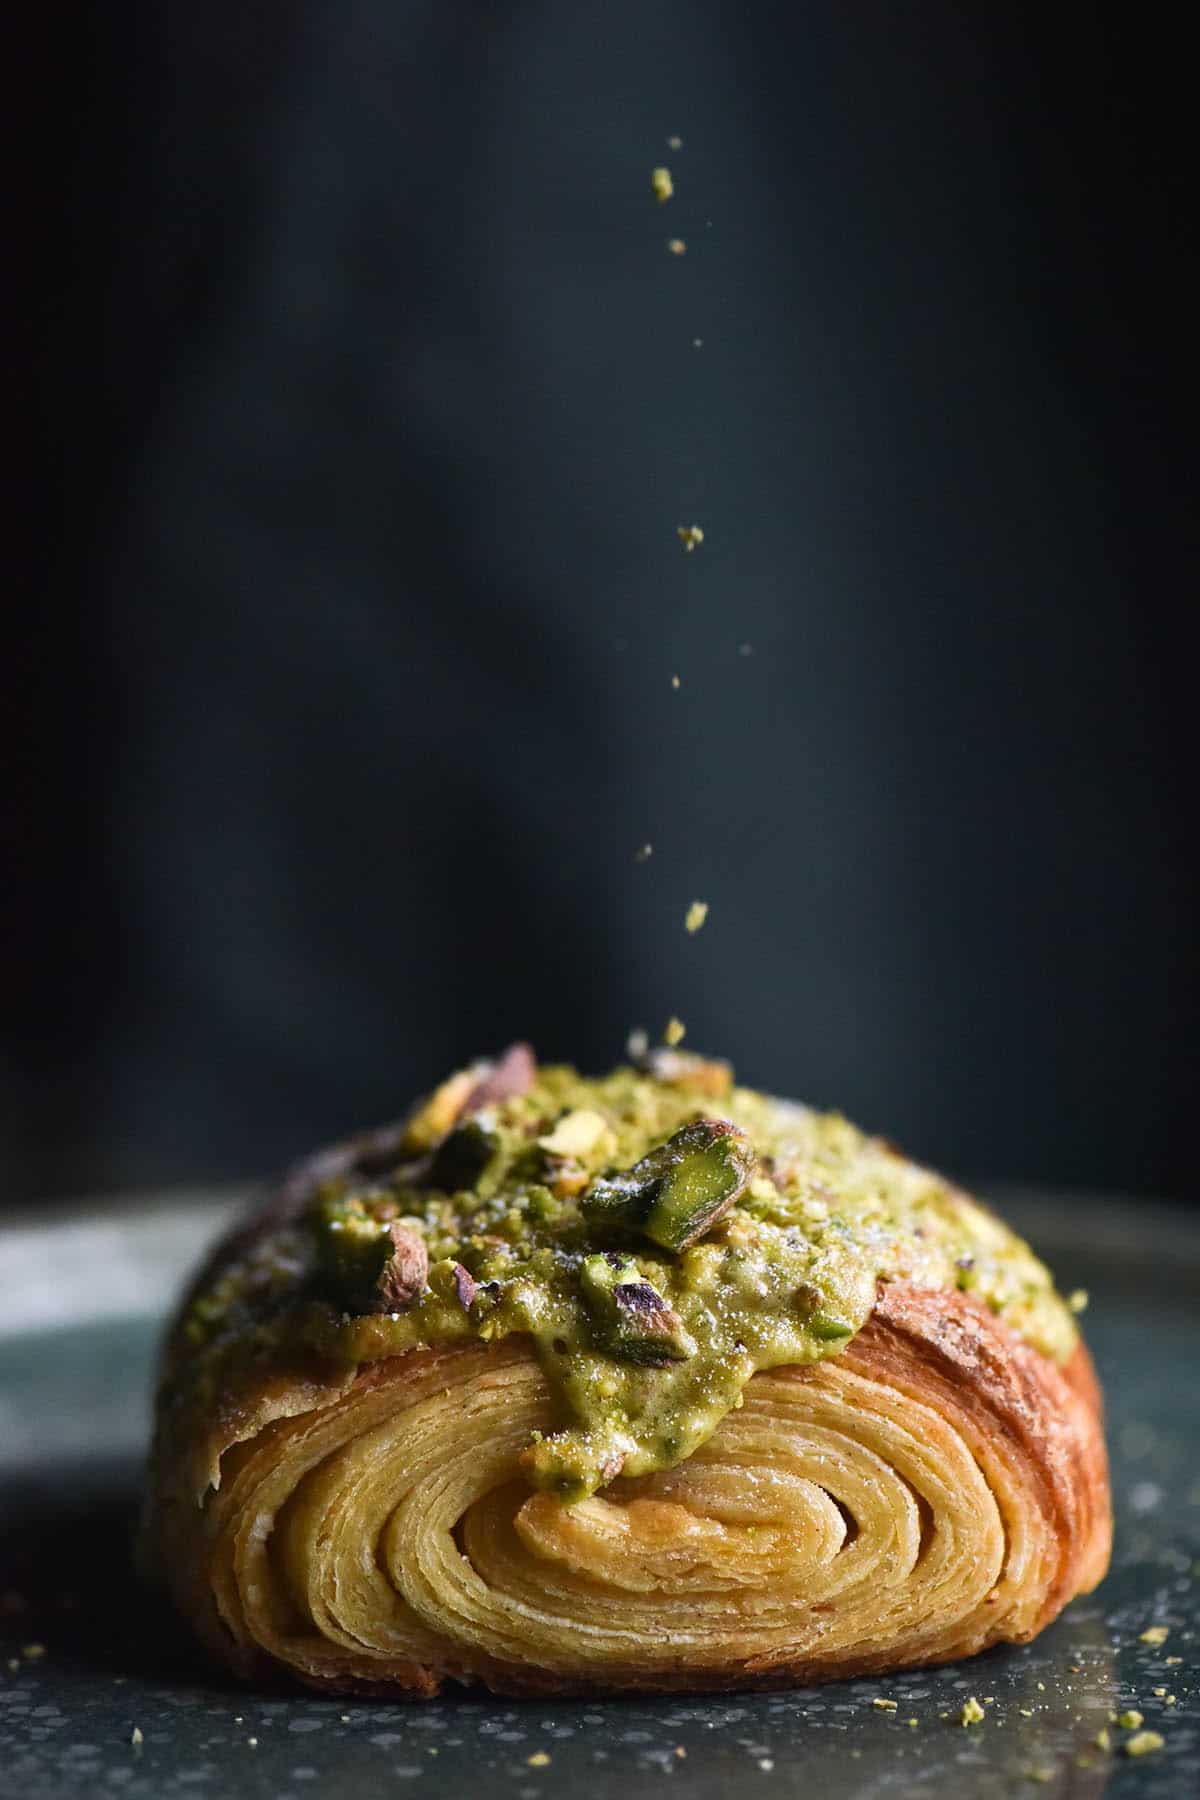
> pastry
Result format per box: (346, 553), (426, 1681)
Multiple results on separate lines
(142, 1044), (1110, 1695)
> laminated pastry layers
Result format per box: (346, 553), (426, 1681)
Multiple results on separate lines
(141, 1048), (1111, 1696)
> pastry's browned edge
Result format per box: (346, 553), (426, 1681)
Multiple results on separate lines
(142, 1142), (1112, 1700)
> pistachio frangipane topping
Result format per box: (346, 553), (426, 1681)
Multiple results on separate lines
(175, 1046), (1079, 1501)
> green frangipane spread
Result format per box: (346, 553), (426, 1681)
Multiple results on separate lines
(180, 1053), (1078, 1501)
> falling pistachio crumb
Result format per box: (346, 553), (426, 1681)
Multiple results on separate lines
(674, 1747), (687, 1759)
(652, 167), (674, 203)
(872, 1698), (897, 1712)
(907, 1718), (918, 1729)
(130, 1729), (143, 1747)
(1025, 1772), (1054, 1785)
(685, 900), (709, 933)
(670, 674), (681, 689)
(1067, 1288), (1089, 1313)
(664, 1017), (686, 1046)
(341, 1713), (351, 1722)
(692, 337), (703, 348)
(1165, 1656), (1182, 1664)
(21, 1644), (45, 1661)
(667, 237), (687, 256)
(758, 1760), (774, 1772)
(961, 1697), (985, 1726)
(1094, 1729), (1112, 1751)
(1139, 1625), (1170, 1645)
(528, 1752), (551, 1768)
(667, 135), (683, 150)
(6, 1659), (18, 1673)
(677, 524), (704, 552)
(1167, 1695), (1177, 1705)
(635, 843), (653, 862)
(1125, 1730), (1165, 1757)
(1117, 1710), (1144, 1730)
(248, 1738), (258, 1748)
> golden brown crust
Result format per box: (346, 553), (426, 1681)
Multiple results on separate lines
(143, 1281), (1109, 1698)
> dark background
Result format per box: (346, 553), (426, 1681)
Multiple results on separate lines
(8, 3), (1196, 1208)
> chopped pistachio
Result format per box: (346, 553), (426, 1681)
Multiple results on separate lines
(667, 237), (687, 256)
(677, 523), (704, 552)
(538, 1109), (612, 1160)
(528, 1752), (551, 1768)
(685, 900), (709, 933)
(960, 1697), (985, 1726)
(428, 1117), (498, 1191)
(1125, 1731), (1165, 1757)
(1117, 1710), (1144, 1730)
(872, 1697), (897, 1711)
(1139, 1625), (1169, 1646)
(580, 1255), (696, 1364)
(1094, 1728), (1111, 1751)
(1153, 1687), (1167, 1698)
(651, 166), (674, 203)
(583, 1117), (755, 1251)
(667, 135), (683, 150)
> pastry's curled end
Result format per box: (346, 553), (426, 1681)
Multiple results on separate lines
(142, 1052), (1110, 1696)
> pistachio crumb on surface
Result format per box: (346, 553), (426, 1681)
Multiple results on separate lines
(685, 900), (709, 933)
(527, 1751), (551, 1767)
(676, 523), (704, 552)
(872, 1698), (897, 1711)
(1139, 1625), (1170, 1645)
(1125, 1730), (1165, 1757)
(961, 1697), (985, 1726)
(651, 166), (674, 203)
(1117, 1710), (1144, 1730)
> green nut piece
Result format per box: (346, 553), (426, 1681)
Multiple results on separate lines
(579, 1253), (697, 1365)
(313, 1195), (397, 1306)
(581, 1118), (755, 1251)
(427, 1118), (498, 1191)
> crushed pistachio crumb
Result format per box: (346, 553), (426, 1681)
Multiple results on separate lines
(1166, 1695), (1177, 1706)
(21, 1644), (45, 1661)
(1125, 1730), (1165, 1757)
(1117, 1710), (1144, 1730)
(685, 900), (709, 932)
(667, 237), (687, 256)
(1067, 1288), (1088, 1313)
(528, 1751), (551, 1768)
(1165, 1656), (1182, 1664)
(677, 523), (704, 552)
(961, 1697), (985, 1726)
(248, 1738), (258, 1748)
(1153, 1687), (1167, 1697)
(651, 167), (674, 203)
(664, 1016), (686, 1046)
(1020, 1709), (1035, 1719)
(674, 1747), (687, 1758)
(1025, 1772), (1054, 1785)
(667, 134), (683, 150)
(635, 843), (653, 861)
(1094, 1728), (1112, 1751)
(671, 673), (681, 689)
(1139, 1625), (1170, 1645)
(907, 1718), (918, 1728)
(872, 1698), (897, 1711)
(130, 1728), (143, 1746)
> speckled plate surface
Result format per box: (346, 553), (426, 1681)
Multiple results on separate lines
(1, 1188), (1196, 1799)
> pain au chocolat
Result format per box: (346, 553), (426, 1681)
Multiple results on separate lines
(142, 1044), (1110, 1696)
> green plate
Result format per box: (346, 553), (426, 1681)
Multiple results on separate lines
(1, 1189), (1196, 1798)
